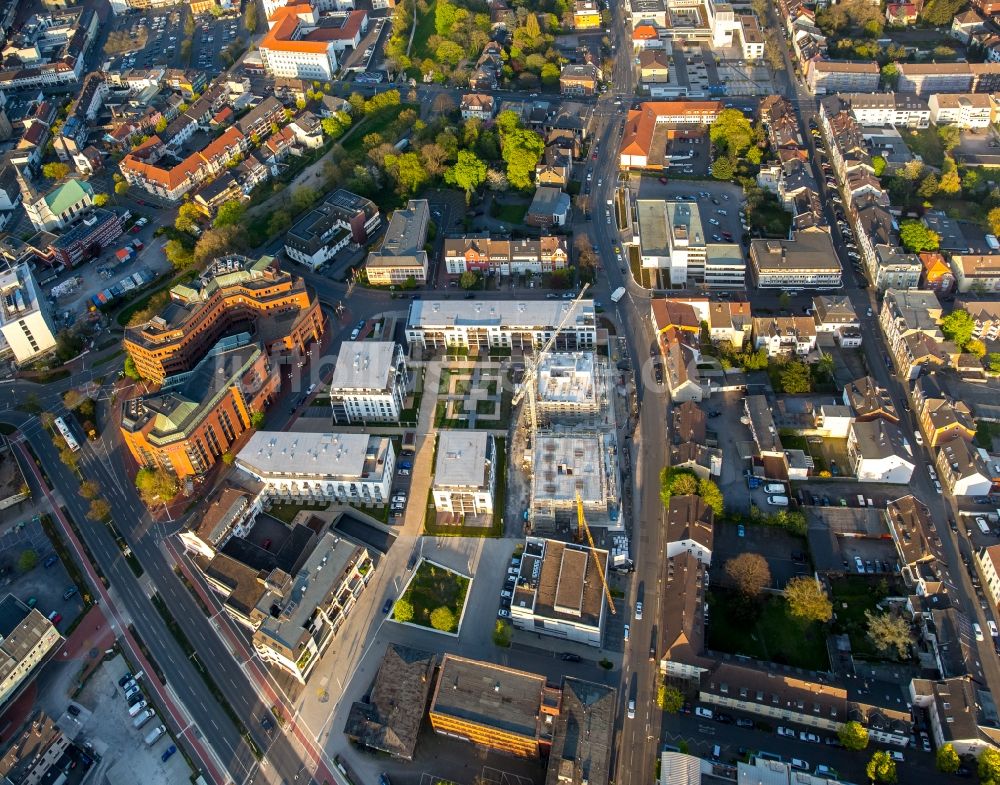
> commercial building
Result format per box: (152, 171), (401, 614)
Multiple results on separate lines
(749, 227), (842, 289)
(123, 255), (324, 384)
(406, 299), (597, 352)
(235, 431), (395, 504)
(48, 208), (122, 267)
(636, 199), (704, 288)
(573, 0), (602, 28)
(510, 537), (610, 647)
(120, 339), (280, 478)
(928, 93), (992, 129)
(619, 101), (723, 169)
(536, 351), (602, 420)
(559, 63), (602, 95)
(429, 654), (560, 757)
(329, 341), (408, 424)
(0, 263), (57, 364)
(443, 235), (569, 276)
(364, 199), (429, 285)
(252, 532), (374, 683)
(432, 431), (496, 516)
(178, 486), (256, 560)
(259, 3), (343, 79)
(531, 433), (621, 531)
(344, 645), (436, 760)
(0, 596), (61, 709)
(284, 189), (380, 270)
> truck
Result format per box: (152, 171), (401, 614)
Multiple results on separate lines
(611, 286), (626, 303)
(144, 725), (166, 746)
(133, 709), (155, 729)
(401, 431), (416, 455)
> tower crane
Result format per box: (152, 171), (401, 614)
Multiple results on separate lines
(576, 491), (615, 615)
(510, 283), (590, 434)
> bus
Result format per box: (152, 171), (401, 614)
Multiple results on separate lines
(54, 416), (79, 453)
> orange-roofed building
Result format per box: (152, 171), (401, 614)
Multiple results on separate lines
(919, 252), (955, 294)
(632, 24), (662, 49)
(260, 3), (340, 80)
(620, 101), (723, 169)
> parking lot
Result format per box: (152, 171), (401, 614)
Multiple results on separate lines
(105, 8), (244, 74)
(629, 177), (748, 248)
(74, 655), (190, 785)
(0, 515), (83, 633)
(712, 521), (809, 590)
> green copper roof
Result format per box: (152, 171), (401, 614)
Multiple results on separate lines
(44, 179), (94, 216)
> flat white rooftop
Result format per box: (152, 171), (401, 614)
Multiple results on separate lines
(237, 431), (389, 479)
(434, 430), (492, 488)
(329, 341), (397, 392)
(407, 299), (595, 329)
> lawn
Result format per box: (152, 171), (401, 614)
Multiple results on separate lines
(904, 127), (944, 169)
(342, 104), (419, 155)
(706, 589), (829, 671)
(267, 501), (328, 524)
(490, 201), (529, 225)
(829, 575), (906, 661)
(410, 0), (438, 61)
(749, 200), (792, 238)
(393, 560), (470, 633)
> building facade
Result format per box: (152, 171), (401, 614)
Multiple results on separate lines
(329, 341), (408, 424)
(0, 264), (57, 364)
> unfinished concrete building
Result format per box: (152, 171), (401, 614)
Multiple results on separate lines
(529, 433), (621, 534)
(535, 351), (607, 423)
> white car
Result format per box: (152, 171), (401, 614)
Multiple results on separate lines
(777, 726), (796, 737)
(635, 602), (643, 620)
(914, 432), (924, 445)
(627, 699), (636, 719)
(799, 731), (821, 743)
(695, 707), (714, 719)
(791, 759), (810, 772)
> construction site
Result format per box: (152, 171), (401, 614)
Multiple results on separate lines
(503, 289), (628, 572)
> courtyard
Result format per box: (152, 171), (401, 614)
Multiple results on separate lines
(392, 559), (471, 634)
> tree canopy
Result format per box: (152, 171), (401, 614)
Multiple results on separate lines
(865, 610), (912, 659)
(445, 149), (488, 197)
(838, 720), (869, 751)
(940, 309), (975, 350)
(936, 743), (960, 774)
(430, 606), (457, 632)
(724, 553), (771, 598)
(898, 220), (940, 253)
(866, 750), (898, 784)
(785, 576), (833, 623)
(709, 109), (753, 157)
(135, 467), (179, 507)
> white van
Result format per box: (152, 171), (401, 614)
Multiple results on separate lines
(978, 517), (991, 535)
(764, 483), (785, 494)
(974, 622), (985, 642)
(989, 620), (998, 638)
(767, 495), (789, 507)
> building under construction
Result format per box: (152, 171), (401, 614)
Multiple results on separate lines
(535, 351), (606, 423)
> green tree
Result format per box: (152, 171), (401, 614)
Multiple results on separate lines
(436, 40), (465, 66)
(80, 480), (100, 500)
(135, 467), (179, 507)
(164, 238), (194, 269)
(244, 0), (259, 32)
(709, 108), (754, 157)
(724, 552), (771, 598)
(980, 747), (1000, 783)
(918, 172), (939, 199)
(940, 309), (975, 349)
(866, 750), (897, 784)
(872, 155), (887, 177)
(435, 0), (468, 35)
(936, 743), (960, 774)
(17, 550), (38, 572)
(115, 180), (129, 195)
(88, 498), (111, 521)
(155, 117), (168, 134)
(213, 199), (245, 228)
(785, 576), (833, 622)
(540, 62), (561, 85)
(384, 152), (429, 194)
(938, 160), (962, 195)
(697, 477), (724, 515)
(93, 192), (110, 207)
(430, 606), (456, 632)
(967, 339), (987, 358)
(459, 271), (479, 289)
(41, 162), (70, 180)
(250, 411), (265, 428)
(174, 202), (202, 234)
(657, 684), (684, 713)
(898, 220), (940, 253)
(672, 473), (698, 496)
(493, 619), (512, 647)
(988, 353), (1000, 374)
(880, 62), (899, 88)
(500, 126), (545, 190)
(938, 124), (961, 152)
(321, 111), (351, 138)
(865, 610), (912, 659)
(711, 155), (735, 181)
(267, 210), (293, 238)
(778, 360), (812, 394)
(988, 206), (1000, 237)
(445, 150), (488, 199)
(393, 598), (413, 623)
(838, 720), (870, 751)
(123, 355), (142, 381)
(221, 452), (235, 465)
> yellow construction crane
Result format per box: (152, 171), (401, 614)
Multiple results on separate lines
(576, 491), (616, 615)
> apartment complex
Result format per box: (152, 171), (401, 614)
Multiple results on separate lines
(364, 199), (430, 285)
(442, 235), (569, 276)
(260, 3), (345, 79)
(432, 431), (497, 515)
(838, 92), (930, 128)
(749, 228), (842, 289)
(252, 532), (374, 683)
(120, 340), (280, 478)
(806, 60), (879, 94)
(510, 537), (610, 647)
(235, 431), (395, 505)
(536, 351), (602, 420)
(328, 341), (408, 424)
(0, 263), (57, 363)
(429, 655), (560, 757)
(896, 62), (975, 95)
(0, 596), (61, 708)
(406, 299), (597, 351)
(123, 255), (323, 384)
(284, 189), (380, 270)
(928, 93), (992, 128)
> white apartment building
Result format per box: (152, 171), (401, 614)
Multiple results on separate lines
(406, 300), (597, 351)
(260, 4), (339, 80)
(432, 431), (496, 515)
(928, 93), (992, 129)
(749, 228), (843, 289)
(536, 351), (602, 419)
(840, 92), (930, 128)
(0, 264), (57, 363)
(235, 432), (395, 505)
(0, 596), (61, 707)
(329, 341), (408, 424)
(978, 545), (1000, 609)
(636, 199), (707, 288)
(365, 199), (429, 286)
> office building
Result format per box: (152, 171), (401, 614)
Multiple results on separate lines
(260, 3), (342, 80)
(284, 189), (380, 270)
(329, 341), (408, 424)
(0, 264), (57, 364)
(364, 199), (429, 285)
(749, 227), (842, 289)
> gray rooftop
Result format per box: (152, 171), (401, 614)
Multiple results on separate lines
(329, 341), (399, 393)
(408, 299), (596, 330)
(434, 431), (493, 490)
(237, 432), (392, 481)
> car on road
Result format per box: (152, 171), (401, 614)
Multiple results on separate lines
(382, 598), (394, 614)
(498, 608), (510, 618)
(974, 622), (985, 641)
(799, 731), (821, 743)
(914, 432), (924, 446)
(561, 652), (581, 662)
(63, 587), (78, 600)
(791, 759), (809, 772)
(623, 624), (630, 641)
(627, 699), (636, 719)
(736, 718), (754, 728)
(707, 218), (720, 225)
(737, 524), (745, 537)
(777, 726), (796, 737)
(635, 602), (642, 619)
(695, 707), (713, 719)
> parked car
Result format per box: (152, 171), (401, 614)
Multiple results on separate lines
(560, 652), (581, 662)
(382, 598), (394, 614)
(161, 745), (177, 762)
(777, 726), (796, 737)
(63, 587), (78, 600)
(695, 707), (714, 719)
(799, 731), (821, 743)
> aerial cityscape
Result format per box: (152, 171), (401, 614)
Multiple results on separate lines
(1, 0), (1000, 783)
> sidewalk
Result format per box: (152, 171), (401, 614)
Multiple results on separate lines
(14, 439), (229, 785)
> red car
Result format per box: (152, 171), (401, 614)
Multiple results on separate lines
(659, 177), (668, 184)
(48, 612), (62, 624)
(592, 152), (598, 160)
